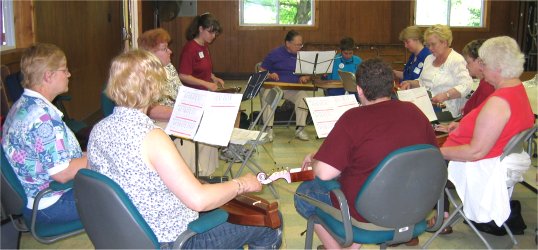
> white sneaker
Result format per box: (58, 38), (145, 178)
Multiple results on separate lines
(266, 128), (274, 142)
(295, 127), (310, 141)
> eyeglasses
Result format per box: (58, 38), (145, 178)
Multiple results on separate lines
(288, 42), (303, 48)
(477, 58), (486, 67)
(55, 68), (70, 74)
(156, 46), (171, 52)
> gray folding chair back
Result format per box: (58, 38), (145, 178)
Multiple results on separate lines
(224, 87), (284, 198)
(338, 70), (357, 93)
(501, 125), (537, 161)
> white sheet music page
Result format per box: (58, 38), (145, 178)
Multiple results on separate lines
(295, 51), (337, 75)
(305, 95), (359, 138)
(165, 86), (208, 139)
(194, 92), (242, 146)
(397, 87), (437, 122)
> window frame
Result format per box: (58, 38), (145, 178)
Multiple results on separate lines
(410, 0), (491, 32)
(1, 0), (16, 51)
(237, 0), (319, 31)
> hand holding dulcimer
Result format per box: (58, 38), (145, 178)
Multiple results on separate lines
(256, 167), (315, 184)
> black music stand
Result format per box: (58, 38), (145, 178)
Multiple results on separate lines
(295, 51), (337, 78)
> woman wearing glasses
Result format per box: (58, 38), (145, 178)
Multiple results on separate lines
(2, 43), (87, 225)
(135, 28), (217, 176)
(393, 25), (431, 83)
(259, 30), (312, 141)
(178, 13), (225, 91)
(401, 24), (473, 118)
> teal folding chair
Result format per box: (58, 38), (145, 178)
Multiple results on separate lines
(74, 169), (229, 249)
(0, 147), (84, 244)
(301, 144), (447, 249)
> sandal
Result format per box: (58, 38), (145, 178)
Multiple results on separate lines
(428, 214), (453, 235)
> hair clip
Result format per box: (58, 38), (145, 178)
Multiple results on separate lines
(200, 12), (211, 17)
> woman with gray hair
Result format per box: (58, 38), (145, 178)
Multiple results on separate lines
(439, 36), (534, 228)
(401, 24), (473, 118)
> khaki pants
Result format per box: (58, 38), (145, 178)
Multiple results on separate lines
(155, 121), (218, 176)
(260, 88), (309, 127)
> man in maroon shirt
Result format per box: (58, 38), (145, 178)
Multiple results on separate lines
(294, 58), (438, 249)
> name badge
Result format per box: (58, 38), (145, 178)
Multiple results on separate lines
(413, 67), (421, 74)
(198, 51), (204, 59)
(339, 63), (345, 69)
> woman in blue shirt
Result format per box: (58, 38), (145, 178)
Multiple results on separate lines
(393, 26), (431, 83)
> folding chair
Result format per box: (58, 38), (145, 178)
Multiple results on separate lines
(223, 87), (283, 198)
(301, 144), (447, 249)
(424, 125), (538, 249)
(338, 70), (358, 94)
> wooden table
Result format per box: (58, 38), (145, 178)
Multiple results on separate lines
(263, 81), (343, 90)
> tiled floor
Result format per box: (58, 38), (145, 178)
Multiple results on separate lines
(16, 83), (538, 249)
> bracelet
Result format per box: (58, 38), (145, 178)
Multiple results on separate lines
(231, 179), (242, 195)
(445, 91), (450, 99)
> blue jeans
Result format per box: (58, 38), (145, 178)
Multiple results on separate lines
(22, 189), (79, 224)
(294, 180), (333, 219)
(160, 222), (282, 249)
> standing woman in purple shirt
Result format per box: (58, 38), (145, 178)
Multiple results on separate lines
(259, 30), (311, 141)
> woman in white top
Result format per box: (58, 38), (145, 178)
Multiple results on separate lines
(401, 24), (473, 118)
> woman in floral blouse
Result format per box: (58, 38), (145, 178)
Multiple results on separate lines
(2, 43), (87, 224)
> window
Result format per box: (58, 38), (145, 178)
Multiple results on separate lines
(1, 0), (15, 50)
(240, 0), (314, 26)
(415, 0), (485, 28)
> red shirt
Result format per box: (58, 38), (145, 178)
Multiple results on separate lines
(178, 40), (213, 90)
(315, 100), (437, 222)
(462, 79), (495, 116)
(444, 84), (534, 159)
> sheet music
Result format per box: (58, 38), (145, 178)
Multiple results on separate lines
(397, 87), (437, 122)
(305, 95), (359, 138)
(295, 51), (337, 75)
(229, 128), (267, 145)
(166, 86), (242, 146)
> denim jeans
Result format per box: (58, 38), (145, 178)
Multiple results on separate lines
(22, 189), (80, 224)
(160, 222), (282, 249)
(294, 180), (333, 219)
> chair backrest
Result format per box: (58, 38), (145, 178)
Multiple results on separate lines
(500, 125), (537, 161)
(337, 70), (357, 93)
(0, 146), (27, 217)
(356, 144), (447, 228)
(100, 91), (116, 118)
(249, 87), (283, 131)
(255, 62), (262, 73)
(4, 71), (24, 104)
(74, 169), (160, 249)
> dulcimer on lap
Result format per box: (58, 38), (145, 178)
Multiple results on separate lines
(221, 193), (281, 229)
(257, 167), (315, 184)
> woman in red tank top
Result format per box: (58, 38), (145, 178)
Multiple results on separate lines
(441, 36), (534, 161)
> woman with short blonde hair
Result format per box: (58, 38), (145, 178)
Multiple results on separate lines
(394, 25), (431, 82)
(401, 24), (472, 118)
(106, 50), (164, 109)
(89, 49), (281, 249)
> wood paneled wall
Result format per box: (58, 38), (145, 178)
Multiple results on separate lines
(159, 1), (521, 77)
(32, 1), (122, 120)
